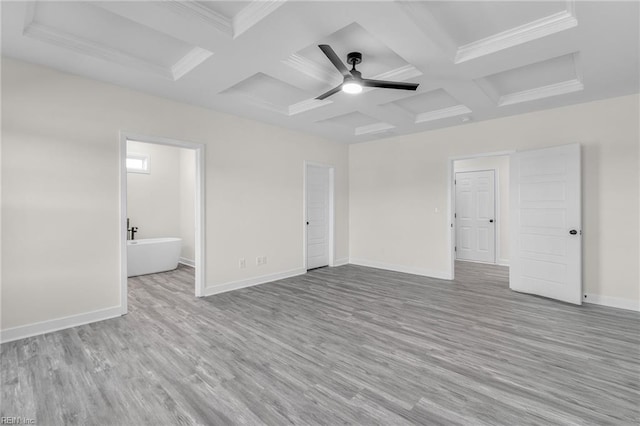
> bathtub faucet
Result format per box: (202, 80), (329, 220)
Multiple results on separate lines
(127, 218), (139, 240)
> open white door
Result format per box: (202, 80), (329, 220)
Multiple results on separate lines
(510, 144), (582, 304)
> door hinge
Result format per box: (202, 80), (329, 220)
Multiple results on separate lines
(455, 246), (457, 252)
(454, 179), (456, 185)
(454, 213), (457, 218)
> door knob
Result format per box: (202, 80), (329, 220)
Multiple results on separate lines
(569, 229), (577, 235)
(489, 219), (494, 223)
(306, 221), (309, 225)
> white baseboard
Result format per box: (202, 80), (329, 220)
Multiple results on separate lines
(179, 257), (195, 267)
(332, 257), (350, 267)
(497, 258), (510, 266)
(583, 294), (640, 312)
(204, 267), (306, 297)
(349, 258), (452, 280)
(0, 305), (123, 344)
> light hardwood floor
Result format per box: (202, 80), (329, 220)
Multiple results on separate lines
(1, 262), (639, 425)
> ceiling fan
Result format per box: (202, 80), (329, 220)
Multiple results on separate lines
(315, 44), (419, 100)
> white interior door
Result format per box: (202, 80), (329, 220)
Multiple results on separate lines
(306, 165), (329, 270)
(456, 170), (496, 263)
(510, 144), (582, 304)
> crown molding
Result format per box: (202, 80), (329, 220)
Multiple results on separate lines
(231, 92), (289, 116)
(245, 97), (331, 117)
(455, 2), (578, 64)
(23, 22), (175, 79)
(415, 104), (472, 123)
(171, 47), (214, 80)
(160, 0), (285, 39)
(160, 0), (233, 38)
(23, 2), (212, 81)
(282, 53), (339, 86)
(498, 79), (584, 106)
(355, 122), (395, 136)
(372, 64), (422, 82)
(233, 0), (287, 39)
(288, 98), (332, 116)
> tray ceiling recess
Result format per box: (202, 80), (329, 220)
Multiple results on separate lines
(22, 1), (214, 80)
(2, 1), (638, 143)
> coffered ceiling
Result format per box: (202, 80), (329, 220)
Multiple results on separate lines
(2, 1), (638, 143)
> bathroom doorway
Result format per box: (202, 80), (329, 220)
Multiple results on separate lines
(119, 133), (206, 315)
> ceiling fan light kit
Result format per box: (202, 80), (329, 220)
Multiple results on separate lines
(342, 80), (363, 94)
(316, 44), (419, 100)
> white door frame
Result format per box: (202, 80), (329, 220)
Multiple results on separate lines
(303, 161), (335, 270)
(447, 150), (514, 280)
(119, 132), (206, 315)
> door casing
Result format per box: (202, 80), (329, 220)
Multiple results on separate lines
(448, 150), (515, 280)
(303, 161), (335, 270)
(119, 132), (206, 315)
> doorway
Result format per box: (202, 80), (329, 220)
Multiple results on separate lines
(448, 145), (582, 305)
(452, 154), (510, 269)
(303, 161), (335, 270)
(119, 132), (206, 315)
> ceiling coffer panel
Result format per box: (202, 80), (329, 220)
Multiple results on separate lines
(426, 1), (568, 46)
(403, 1), (578, 64)
(391, 89), (459, 114)
(385, 89), (472, 123)
(160, 1), (286, 39)
(221, 72), (313, 115)
(318, 112), (395, 136)
(24, 1), (213, 80)
(477, 53), (583, 106)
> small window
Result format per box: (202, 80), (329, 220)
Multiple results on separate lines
(127, 153), (149, 174)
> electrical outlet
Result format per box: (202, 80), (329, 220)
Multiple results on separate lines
(239, 258), (246, 269)
(256, 256), (262, 266)
(262, 256), (267, 265)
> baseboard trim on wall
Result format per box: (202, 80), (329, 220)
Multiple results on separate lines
(350, 258), (452, 280)
(333, 258), (350, 267)
(0, 305), (123, 344)
(583, 294), (640, 312)
(497, 259), (510, 266)
(179, 257), (196, 267)
(204, 268), (306, 297)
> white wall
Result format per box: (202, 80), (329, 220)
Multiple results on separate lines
(454, 155), (510, 265)
(350, 94), (639, 307)
(1, 58), (349, 335)
(127, 141), (181, 241)
(179, 149), (196, 263)
(126, 141), (195, 262)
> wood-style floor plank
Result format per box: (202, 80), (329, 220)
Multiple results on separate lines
(1, 261), (639, 425)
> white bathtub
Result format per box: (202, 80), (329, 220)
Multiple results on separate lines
(127, 237), (182, 277)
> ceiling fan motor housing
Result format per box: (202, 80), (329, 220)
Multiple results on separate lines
(347, 52), (362, 66)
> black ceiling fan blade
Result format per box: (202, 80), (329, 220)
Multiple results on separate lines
(318, 45), (351, 78)
(316, 84), (343, 100)
(362, 79), (419, 91)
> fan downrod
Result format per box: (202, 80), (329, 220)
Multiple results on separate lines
(347, 52), (362, 67)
